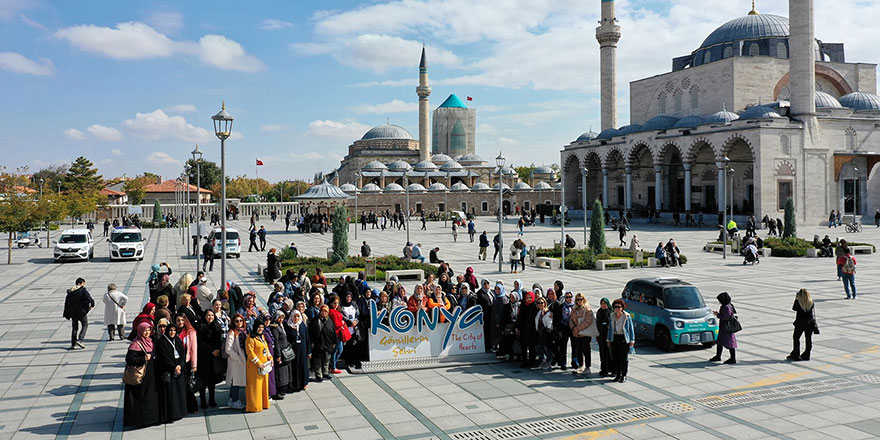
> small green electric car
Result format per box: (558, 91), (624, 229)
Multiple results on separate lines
(621, 278), (718, 351)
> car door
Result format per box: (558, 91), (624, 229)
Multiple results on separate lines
(626, 282), (653, 337)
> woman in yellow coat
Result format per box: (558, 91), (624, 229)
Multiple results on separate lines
(245, 320), (272, 413)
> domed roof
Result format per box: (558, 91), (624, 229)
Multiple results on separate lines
(595, 127), (620, 140)
(431, 153), (453, 164)
(700, 13), (789, 50)
(339, 183), (357, 192)
(407, 183), (426, 192)
(533, 165), (554, 175)
(533, 181), (552, 190)
(471, 182), (491, 191)
(740, 105), (782, 120)
(295, 179), (352, 200)
(703, 109), (740, 124)
(387, 160), (412, 171)
(361, 124), (414, 140)
(576, 130), (599, 142)
(458, 153), (484, 164)
(492, 183), (511, 190)
(618, 124), (643, 135)
(412, 160), (438, 172)
(815, 91), (842, 109)
(839, 91), (880, 111)
(450, 182), (469, 191)
(362, 160), (387, 172)
(641, 115), (680, 132)
(383, 183), (405, 192)
(501, 166), (517, 176)
(673, 115), (705, 129)
(361, 183), (381, 192)
(439, 160), (463, 172)
(428, 182), (448, 191)
(514, 182), (531, 190)
(438, 94), (468, 109)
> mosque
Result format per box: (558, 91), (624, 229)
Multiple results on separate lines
(562, 0), (880, 223)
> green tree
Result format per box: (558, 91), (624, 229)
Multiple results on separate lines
(515, 164), (536, 183)
(65, 191), (99, 226)
(0, 167), (40, 264)
(33, 192), (67, 246)
(153, 200), (162, 223)
(588, 199), (607, 254)
(186, 159), (221, 190)
(331, 204), (349, 263)
(64, 156), (103, 193)
(123, 174), (157, 205)
(783, 197), (797, 239)
(31, 164), (69, 193)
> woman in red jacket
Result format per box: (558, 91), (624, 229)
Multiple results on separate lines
(327, 295), (348, 374)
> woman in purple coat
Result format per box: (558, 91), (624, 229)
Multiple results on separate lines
(709, 292), (737, 364)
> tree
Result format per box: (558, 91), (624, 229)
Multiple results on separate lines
(588, 199), (607, 254)
(0, 167), (41, 264)
(331, 204), (349, 263)
(33, 192), (67, 247)
(65, 191), (100, 226)
(783, 197), (797, 239)
(515, 164), (536, 183)
(123, 173), (158, 205)
(153, 200), (162, 223)
(225, 176), (272, 200)
(31, 164), (69, 193)
(64, 156), (103, 193)
(186, 159), (221, 190)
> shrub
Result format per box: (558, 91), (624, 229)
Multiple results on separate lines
(141, 221), (167, 228)
(279, 246), (298, 260)
(589, 199), (607, 254)
(331, 205), (349, 263)
(765, 237), (811, 257)
(152, 200), (162, 223)
(783, 197), (796, 239)
(279, 255), (436, 281)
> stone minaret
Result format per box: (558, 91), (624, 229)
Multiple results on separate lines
(416, 46), (432, 162)
(596, 0), (621, 131)
(789, 0), (817, 129)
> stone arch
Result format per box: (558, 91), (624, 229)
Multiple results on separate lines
(723, 134), (757, 215)
(686, 138), (717, 163)
(721, 134), (756, 161)
(602, 147), (625, 170)
(582, 152), (603, 206)
(775, 161), (796, 177)
(562, 153), (582, 208)
(658, 142), (685, 164)
(773, 65), (854, 99)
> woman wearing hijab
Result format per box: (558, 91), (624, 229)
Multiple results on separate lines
(223, 313), (247, 409)
(534, 296), (555, 369)
(517, 291), (539, 368)
(237, 294), (262, 332)
(789, 289), (817, 361)
(569, 293), (598, 376)
(464, 267), (478, 292)
(197, 309), (223, 408)
(499, 291), (520, 362)
(438, 272), (453, 295)
(123, 322), (159, 428)
(286, 310), (311, 391)
(709, 292), (737, 364)
(128, 303), (156, 341)
(260, 315), (278, 399)
(245, 319), (272, 413)
(174, 313), (199, 413)
(270, 311), (292, 398)
(155, 320), (187, 423)
(490, 283), (509, 352)
(596, 298), (613, 377)
(606, 299), (635, 383)
(510, 279), (523, 302)
(428, 286), (452, 322)
(295, 301), (309, 326)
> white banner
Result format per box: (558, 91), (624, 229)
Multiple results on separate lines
(368, 303), (485, 361)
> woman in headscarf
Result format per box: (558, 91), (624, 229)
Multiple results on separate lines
(340, 292), (361, 369)
(438, 272), (454, 295)
(270, 311), (292, 398)
(123, 322), (159, 428)
(245, 319), (272, 413)
(155, 320), (187, 423)
(128, 303), (156, 340)
(285, 310), (311, 392)
(463, 267), (478, 292)
(553, 280), (565, 300)
(490, 282), (509, 352)
(266, 248), (282, 282)
(510, 279), (523, 302)
(534, 296), (554, 369)
(709, 292), (738, 364)
(607, 299), (635, 383)
(295, 301), (309, 326)
(569, 293), (597, 376)
(223, 313), (247, 409)
(517, 291), (539, 368)
(596, 298), (613, 377)
(531, 283), (544, 299)
(173, 273), (193, 312)
(197, 309), (223, 408)
(476, 279), (493, 352)
(261, 314), (278, 399)
(499, 291), (520, 362)
(428, 285), (452, 323)
(376, 292), (392, 324)
(174, 313), (199, 413)
(237, 294), (262, 332)
(789, 289), (817, 362)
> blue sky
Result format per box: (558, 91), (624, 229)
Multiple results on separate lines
(2, 0), (879, 183)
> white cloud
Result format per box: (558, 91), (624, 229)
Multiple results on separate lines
(122, 109), (212, 143)
(306, 119), (371, 140)
(258, 19), (293, 30)
(87, 124), (124, 141)
(0, 51), (54, 76)
(100, 158), (112, 165)
(19, 13), (45, 31)
(260, 124), (284, 132)
(352, 99), (417, 114)
(292, 35), (459, 73)
(54, 21), (264, 72)
(146, 151), (181, 166)
(0, 0), (37, 20)
(165, 104), (197, 113)
(350, 78), (413, 88)
(63, 128), (86, 140)
(145, 11), (184, 33)
(111, 148), (122, 156)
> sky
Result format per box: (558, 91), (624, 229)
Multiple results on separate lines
(2, 0), (880, 183)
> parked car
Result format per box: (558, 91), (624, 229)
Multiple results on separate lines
(54, 228), (94, 262)
(621, 277), (717, 351)
(108, 228), (145, 261)
(212, 228), (241, 258)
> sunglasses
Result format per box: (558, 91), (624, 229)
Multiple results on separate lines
(565, 296), (573, 299)
(234, 318), (244, 322)
(575, 298), (584, 302)
(613, 305), (622, 309)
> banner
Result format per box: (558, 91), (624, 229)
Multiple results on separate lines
(368, 303), (485, 360)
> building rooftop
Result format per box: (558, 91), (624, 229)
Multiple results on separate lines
(438, 94), (468, 109)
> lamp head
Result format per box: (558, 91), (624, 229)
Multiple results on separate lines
(212, 101), (234, 140)
(191, 144), (202, 161)
(495, 151), (506, 168)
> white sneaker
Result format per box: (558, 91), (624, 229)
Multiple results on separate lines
(229, 400), (244, 409)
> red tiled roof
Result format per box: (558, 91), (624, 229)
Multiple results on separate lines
(14, 186), (37, 194)
(143, 180), (213, 194)
(101, 188), (126, 196)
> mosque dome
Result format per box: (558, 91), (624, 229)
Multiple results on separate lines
(673, 115), (705, 129)
(339, 183), (357, 192)
(815, 91), (842, 109)
(595, 128), (621, 140)
(533, 181), (552, 190)
(501, 166), (517, 176)
(450, 182), (470, 191)
(839, 91), (880, 111)
(533, 165), (554, 175)
(387, 160), (412, 171)
(362, 160), (387, 172)
(412, 160), (438, 172)
(458, 153), (485, 165)
(361, 183), (381, 192)
(428, 182), (448, 191)
(492, 183), (511, 191)
(514, 182), (532, 190)
(703, 109), (740, 125)
(640, 115), (680, 132)
(618, 124), (643, 135)
(576, 130), (599, 142)
(438, 94), (468, 109)
(361, 124), (414, 140)
(431, 153), (453, 164)
(407, 183), (426, 192)
(471, 182), (491, 191)
(439, 160), (463, 172)
(453, 155), (463, 160)
(383, 183), (405, 192)
(739, 105), (782, 120)
(700, 14), (789, 50)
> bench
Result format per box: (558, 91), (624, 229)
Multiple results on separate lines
(323, 272), (355, 281)
(703, 243), (731, 253)
(386, 269), (424, 282)
(534, 257), (560, 270)
(596, 259), (631, 271)
(646, 257), (659, 268)
(850, 245), (874, 255)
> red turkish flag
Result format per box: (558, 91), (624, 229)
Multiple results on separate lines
(256, 159), (264, 166)
(466, 96), (473, 101)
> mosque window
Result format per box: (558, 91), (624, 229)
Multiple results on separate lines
(460, 202), (467, 212)
(748, 43), (760, 57)
(780, 135), (791, 156)
(674, 92), (683, 113)
(524, 201), (531, 212)
(481, 201), (488, 212)
(703, 51), (712, 64)
(659, 93), (667, 114)
(777, 181), (792, 210)
(723, 46), (734, 59)
(776, 42), (788, 59)
(691, 87), (699, 109)
(845, 127), (857, 150)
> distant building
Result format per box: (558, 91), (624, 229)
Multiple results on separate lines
(432, 94), (476, 157)
(142, 179), (212, 205)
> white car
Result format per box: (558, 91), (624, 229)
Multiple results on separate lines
(54, 228), (94, 262)
(108, 228), (146, 261)
(212, 228), (241, 258)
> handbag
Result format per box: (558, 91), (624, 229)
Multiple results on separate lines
(281, 345), (296, 363)
(186, 372), (202, 393)
(122, 343), (147, 385)
(258, 362), (273, 376)
(502, 324), (516, 336)
(579, 314), (600, 338)
(719, 316), (742, 333)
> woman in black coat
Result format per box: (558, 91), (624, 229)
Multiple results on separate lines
(123, 322), (159, 428)
(196, 310), (224, 408)
(498, 292), (520, 362)
(286, 310), (311, 391)
(516, 292), (538, 368)
(788, 289), (817, 361)
(266, 249), (282, 281)
(596, 298), (612, 377)
(155, 321), (187, 424)
(270, 311), (292, 397)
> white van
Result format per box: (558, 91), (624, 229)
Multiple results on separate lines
(54, 228), (94, 262)
(108, 228), (146, 261)
(212, 228), (241, 258)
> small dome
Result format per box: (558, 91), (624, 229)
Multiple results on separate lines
(428, 182), (448, 191)
(740, 105), (782, 120)
(361, 124), (414, 140)
(458, 153), (484, 164)
(533, 181), (552, 190)
(501, 166), (517, 176)
(387, 160), (412, 171)
(815, 91), (842, 109)
(700, 14), (789, 50)
(339, 183), (357, 192)
(412, 160), (438, 172)
(533, 165), (554, 175)
(383, 183), (405, 192)
(471, 182), (491, 191)
(703, 109), (740, 125)
(407, 183), (426, 192)
(576, 130), (599, 142)
(361, 183), (381, 192)
(673, 115), (705, 129)
(839, 91), (880, 111)
(431, 153), (453, 164)
(439, 160), (463, 172)
(492, 183), (511, 190)
(618, 124), (643, 135)
(450, 182), (469, 191)
(595, 128), (621, 140)
(514, 182), (531, 190)
(362, 160), (387, 172)
(640, 115), (680, 132)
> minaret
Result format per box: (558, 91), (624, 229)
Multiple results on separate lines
(789, 0), (817, 129)
(596, 0), (621, 131)
(416, 46), (432, 162)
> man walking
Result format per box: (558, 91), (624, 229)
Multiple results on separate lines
(63, 277), (94, 350)
(258, 225), (267, 251)
(838, 246), (858, 299)
(103, 219), (110, 237)
(492, 233), (501, 262)
(249, 228), (259, 252)
(285, 210), (292, 232)
(468, 219), (476, 242)
(479, 231), (489, 260)
(202, 239), (215, 272)
(420, 213), (427, 231)
(361, 241), (371, 257)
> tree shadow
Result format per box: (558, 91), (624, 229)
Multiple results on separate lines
(650, 358), (784, 369)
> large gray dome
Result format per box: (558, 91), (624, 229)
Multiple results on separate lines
(458, 153), (484, 164)
(839, 91), (880, 111)
(471, 182), (491, 191)
(412, 160), (438, 172)
(700, 14), (789, 49)
(533, 165), (554, 175)
(640, 115), (679, 132)
(739, 105), (781, 120)
(618, 124), (643, 136)
(576, 130), (599, 142)
(430, 153), (453, 164)
(595, 128), (620, 140)
(361, 183), (381, 192)
(361, 124), (414, 140)
(362, 160), (387, 172)
(383, 183), (405, 192)
(439, 161), (463, 172)
(533, 181), (552, 190)
(703, 109), (740, 125)
(387, 160), (412, 171)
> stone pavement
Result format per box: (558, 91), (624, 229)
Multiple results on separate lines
(0, 216), (878, 440)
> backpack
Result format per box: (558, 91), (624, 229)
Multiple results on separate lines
(842, 255), (856, 274)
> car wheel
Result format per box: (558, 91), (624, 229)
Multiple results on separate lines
(655, 326), (675, 352)
(702, 341), (716, 348)
(17, 243), (25, 249)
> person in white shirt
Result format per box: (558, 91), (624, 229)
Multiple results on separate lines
(103, 283), (128, 340)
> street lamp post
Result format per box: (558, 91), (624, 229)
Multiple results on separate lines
(192, 145), (202, 266)
(561, 168), (566, 271)
(405, 172), (410, 244)
(444, 170), (450, 228)
(184, 168), (191, 250)
(354, 172), (359, 241)
(212, 102), (234, 287)
(582, 166), (588, 245)
(722, 156), (730, 259)
(496, 152), (505, 273)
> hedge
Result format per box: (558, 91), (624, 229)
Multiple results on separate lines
(764, 237), (811, 257)
(279, 255), (438, 280)
(534, 246), (686, 270)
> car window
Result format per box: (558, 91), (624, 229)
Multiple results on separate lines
(110, 233), (142, 243)
(59, 234), (87, 244)
(213, 231), (239, 240)
(631, 282), (659, 306)
(663, 287), (706, 310)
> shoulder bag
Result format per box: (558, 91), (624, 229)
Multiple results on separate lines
(579, 314), (600, 338)
(719, 305), (742, 334)
(122, 342), (148, 385)
(281, 345), (296, 363)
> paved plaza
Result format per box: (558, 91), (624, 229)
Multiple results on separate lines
(1, 217), (879, 440)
